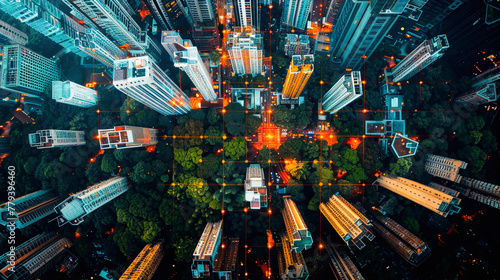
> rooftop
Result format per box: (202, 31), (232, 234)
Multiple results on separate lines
(391, 133), (419, 158)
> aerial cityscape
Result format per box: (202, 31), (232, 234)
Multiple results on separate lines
(0, 0), (499, 279)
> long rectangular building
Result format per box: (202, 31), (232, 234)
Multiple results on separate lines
(460, 177), (500, 198)
(319, 193), (374, 250)
(192, 221), (223, 278)
(244, 164), (268, 209)
(98, 126), (157, 150)
(282, 55), (314, 99)
(52, 81), (97, 108)
(326, 244), (364, 280)
(322, 71), (363, 113)
(282, 196), (313, 253)
(0, 190), (59, 229)
(277, 233), (309, 280)
(213, 238), (239, 280)
(376, 176), (461, 217)
(425, 154), (468, 183)
(119, 241), (165, 280)
(29, 130), (86, 149)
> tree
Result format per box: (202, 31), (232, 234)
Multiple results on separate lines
(224, 103), (246, 136)
(207, 108), (221, 125)
(285, 160), (310, 181)
(199, 154), (221, 179)
(204, 126), (223, 146)
(130, 161), (154, 184)
(141, 221), (161, 243)
(225, 138), (247, 160)
(287, 180), (306, 201)
(173, 119), (204, 149)
(173, 237), (196, 262)
(101, 153), (117, 173)
(209, 51), (221, 65)
(174, 147), (203, 170)
(388, 157), (413, 177)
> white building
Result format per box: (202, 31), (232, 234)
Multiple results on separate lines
(186, 0), (214, 23)
(227, 27), (263, 77)
(244, 164), (267, 209)
(29, 130), (85, 149)
(322, 71), (363, 113)
(52, 81), (97, 108)
(75, 28), (126, 67)
(98, 126), (158, 149)
(161, 31), (185, 59)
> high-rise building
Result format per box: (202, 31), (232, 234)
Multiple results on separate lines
(391, 35), (449, 82)
(161, 31), (186, 59)
(282, 196), (313, 253)
(455, 83), (498, 107)
(233, 0), (260, 30)
(0, 19), (28, 47)
(186, 0), (215, 23)
(0, 45), (60, 97)
(452, 184), (500, 210)
(320, 193), (375, 249)
(192, 26), (220, 53)
(113, 56), (191, 115)
(281, 0), (313, 30)
(144, 0), (194, 31)
(0, 190), (59, 229)
(324, 0), (343, 26)
(52, 81), (97, 108)
(373, 215), (431, 266)
(75, 28), (126, 67)
(227, 27), (263, 77)
(98, 126), (158, 150)
(54, 177), (129, 226)
(192, 221), (223, 278)
(472, 65), (500, 88)
(284, 34), (311, 57)
(425, 154), (467, 183)
(0, 232), (75, 280)
(61, 0), (144, 52)
(376, 175), (461, 217)
(138, 31), (163, 63)
(326, 244), (365, 280)
(282, 55), (314, 99)
(173, 43), (217, 101)
(29, 130), (86, 149)
(322, 71), (362, 113)
(460, 177), (500, 198)
(330, 0), (410, 71)
(119, 241), (165, 280)
(244, 164), (268, 209)
(276, 233), (309, 280)
(213, 238), (240, 280)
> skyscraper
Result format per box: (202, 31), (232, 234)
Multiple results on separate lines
(330, 0), (410, 71)
(455, 83), (498, 107)
(459, 177), (500, 198)
(390, 34), (449, 82)
(52, 81), (97, 108)
(113, 56), (191, 115)
(284, 34), (311, 57)
(138, 31), (164, 63)
(472, 65), (500, 88)
(281, 0), (313, 30)
(0, 45), (60, 97)
(192, 221), (223, 278)
(186, 0), (215, 23)
(425, 154), (467, 183)
(173, 43), (217, 101)
(227, 27), (263, 77)
(0, 190), (59, 229)
(282, 55), (314, 99)
(277, 233), (309, 280)
(54, 177), (129, 226)
(0, 232), (75, 280)
(120, 241), (165, 280)
(320, 193), (375, 249)
(161, 31), (186, 59)
(373, 215), (431, 266)
(376, 175), (461, 217)
(75, 28), (126, 67)
(282, 196), (313, 253)
(233, 0), (260, 30)
(144, 0), (194, 31)
(326, 244), (365, 280)
(244, 164), (268, 209)
(29, 130), (86, 149)
(0, 19), (28, 47)
(213, 238), (240, 280)
(98, 126), (158, 150)
(322, 71), (362, 113)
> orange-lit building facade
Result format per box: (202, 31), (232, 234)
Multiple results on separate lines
(283, 55), (314, 99)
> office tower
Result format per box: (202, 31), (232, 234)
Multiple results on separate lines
(98, 126), (158, 150)
(390, 133), (419, 158)
(277, 233), (309, 280)
(324, 0), (343, 26)
(425, 154), (467, 183)
(29, 130), (86, 149)
(284, 34), (311, 56)
(0, 45), (60, 97)
(320, 193), (375, 249)
(376, 175), (461, 217)
(161, 31), (185, 59)
(244, 164), (268, 210)
(282, 55), (314, 99)
(326, 244), (365, 280)
(192, 221), (223, 278)
(281, 0), (314, 30)
(173, 44), (217, 101)
(138, 32), (163, 63)
(0, 19), (28, 47)
(330, 0), (410, 71)
(113, 56), (191, 115)
(186, 0), (215, 23)
(192, 26), (219, 53)
(75, 28), (126, 67)
(472, 65), (500, 88)
(373, 216), (431, 266)
(144, 0), (194, 31)
(460, 177), (500, 198)
(0, 232), (75, 280)
(391, 34), (449, 82)
(0, 190), (59, 229)
(52, 81), (97, 108)
(456, 83), (498, 106)
(119, 241), (165, 280)
(452, 184), (500, 210)
(213, 238), (240, 280)
(62, 0), (143, 52)
(322, 71), (362, 113)
(282, 196), (313, 253)
(233, 0), (260, 30)
(227, 27), (263, 77)
(54, 177), (129, 226)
